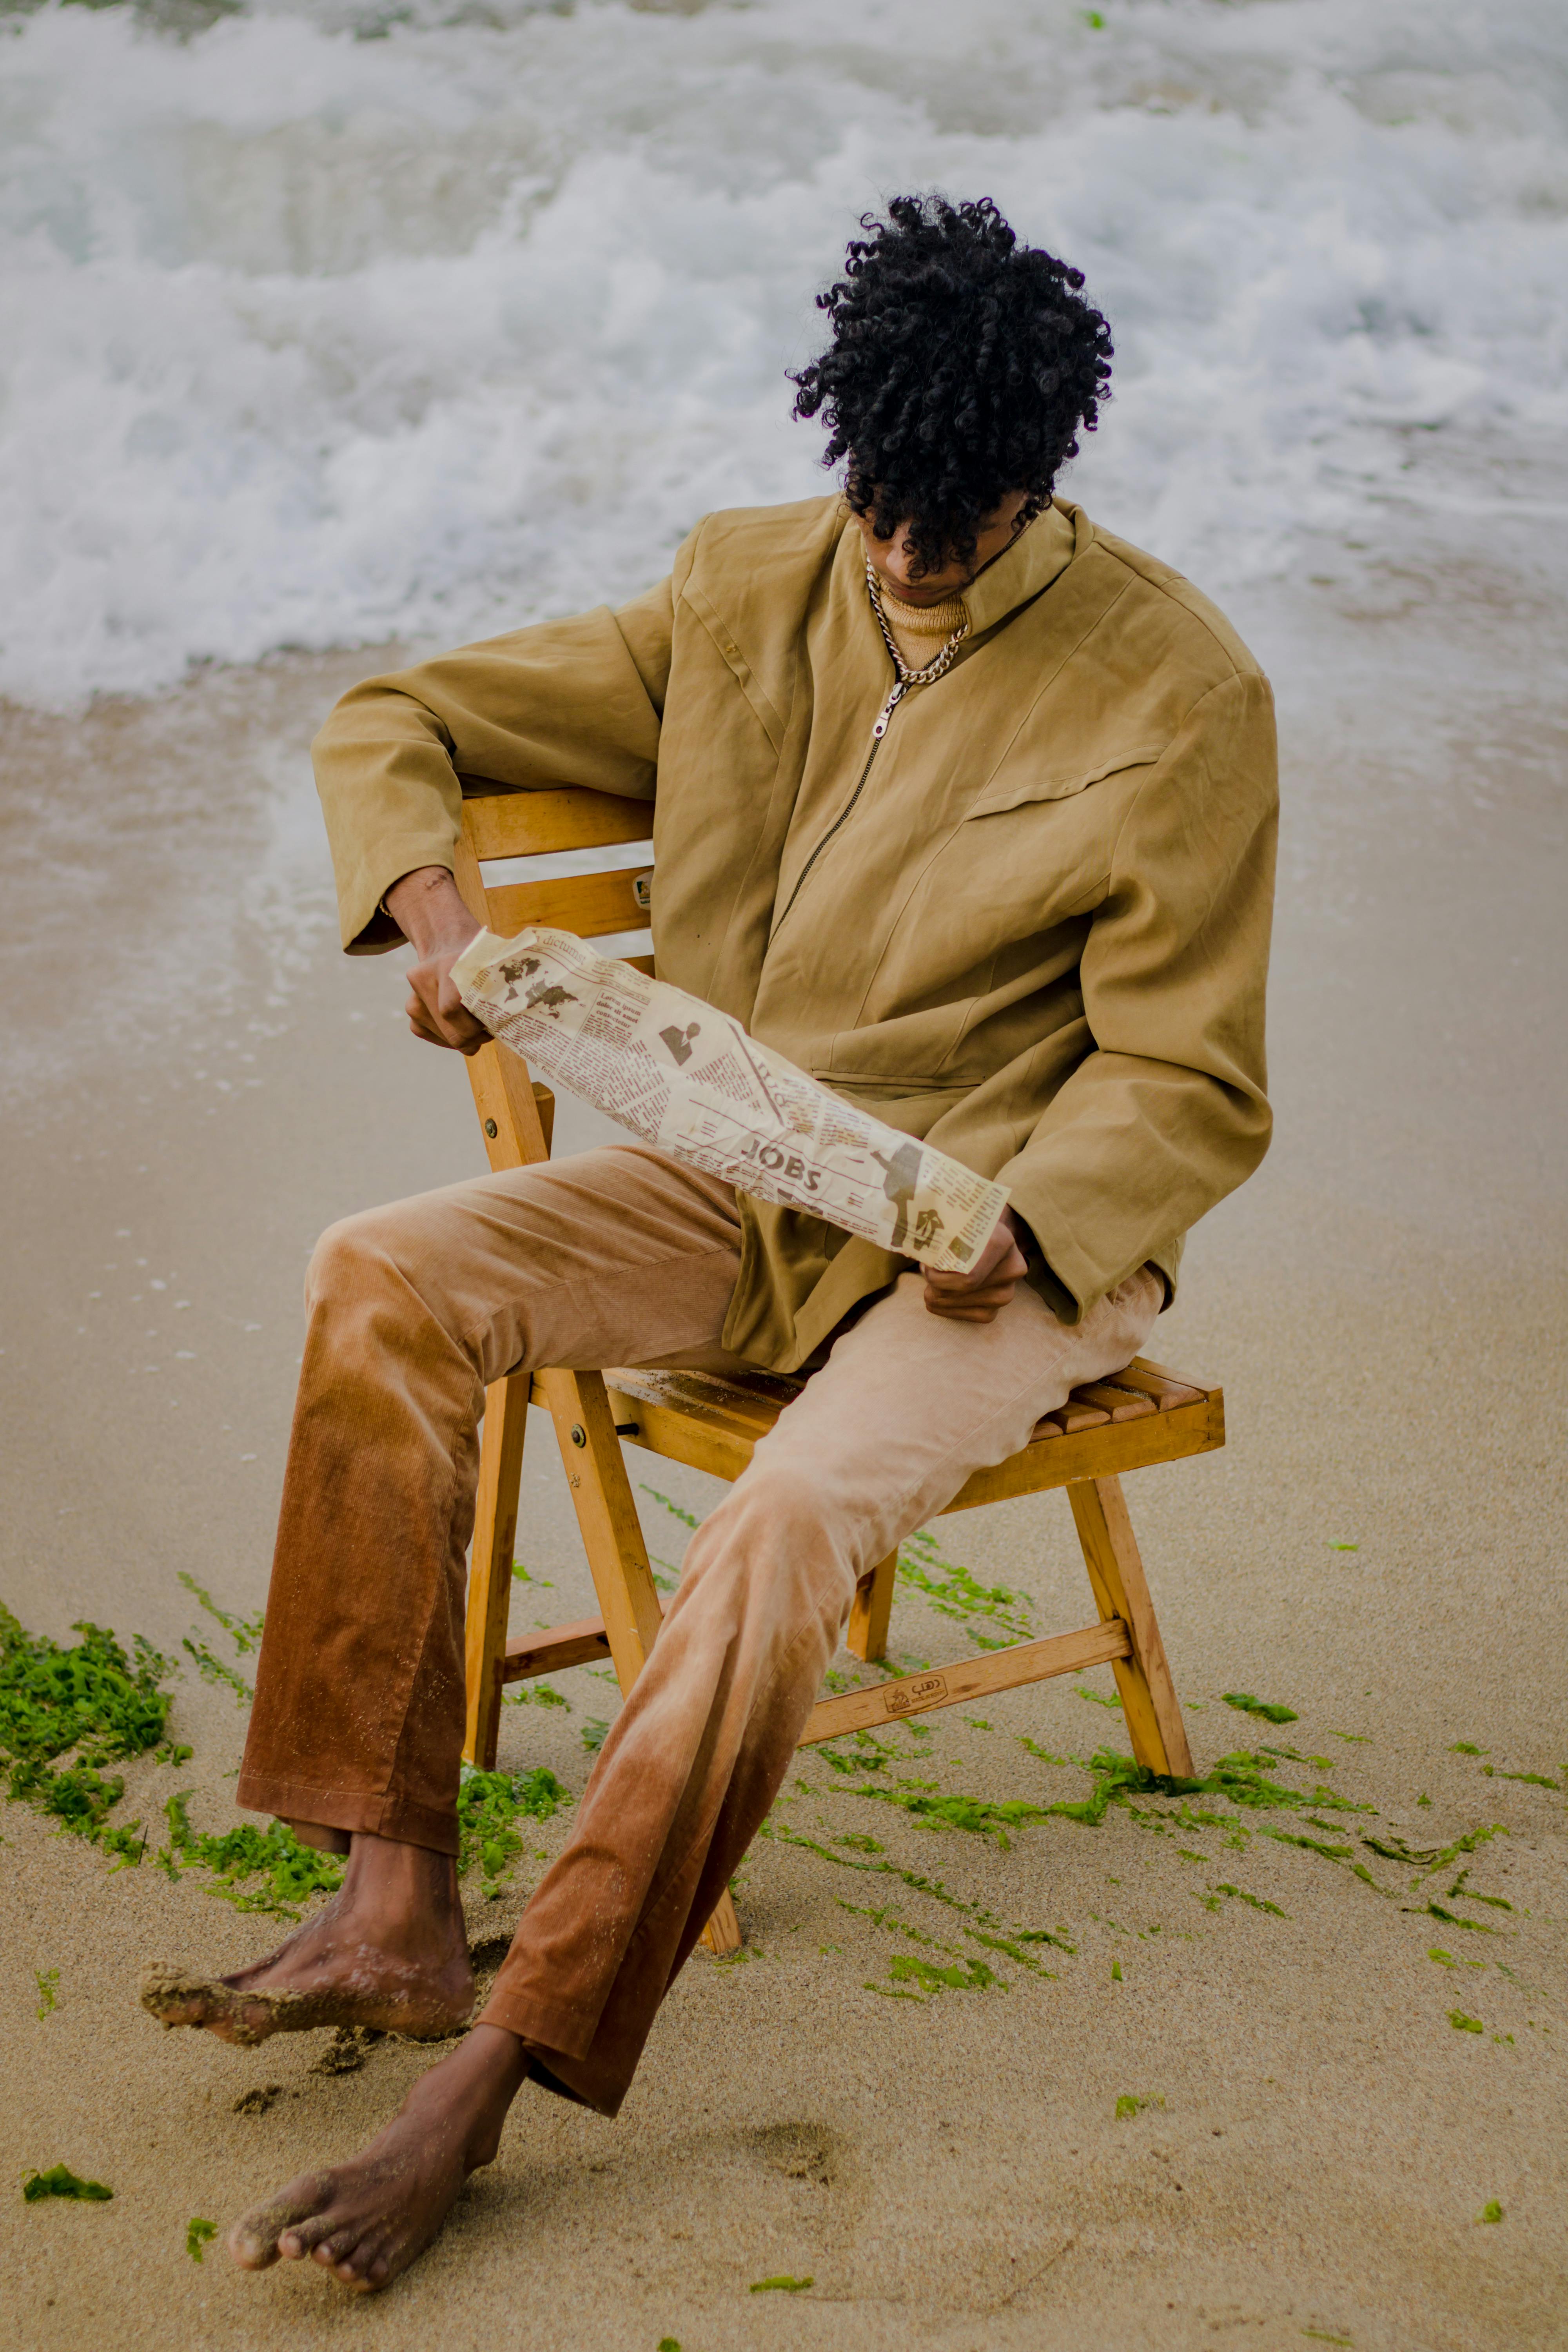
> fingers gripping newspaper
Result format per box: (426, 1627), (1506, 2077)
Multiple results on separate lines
(452, 927), (1010, 1274)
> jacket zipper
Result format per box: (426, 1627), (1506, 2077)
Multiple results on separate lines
(772, 679), (907, 936)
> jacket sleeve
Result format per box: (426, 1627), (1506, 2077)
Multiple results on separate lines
(997, 668), (1278, 1316)
(312, 570), (677, 953)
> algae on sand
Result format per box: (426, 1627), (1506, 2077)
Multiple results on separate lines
(163, 1789), (345, 1918)
(22, 2165), (113, 2203)
(1222, 1691), (1299, 1724)
(0, 1605), (173, 1850)
(457, 1762), (571, 1900)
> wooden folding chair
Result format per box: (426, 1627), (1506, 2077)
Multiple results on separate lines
(450, 782), (1224, 1956)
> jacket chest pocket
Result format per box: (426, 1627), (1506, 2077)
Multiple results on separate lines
(964, 744), (1166, 820)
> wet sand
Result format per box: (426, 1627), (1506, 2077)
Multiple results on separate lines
(1, 456), (1564, 2349)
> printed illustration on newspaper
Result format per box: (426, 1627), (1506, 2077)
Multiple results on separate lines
(452, 927), (1010, 1274)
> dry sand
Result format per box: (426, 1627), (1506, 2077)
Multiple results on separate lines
(1, 447), (1564, 2350)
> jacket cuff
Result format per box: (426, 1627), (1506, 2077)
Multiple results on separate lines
(338, 833), (460, 954)
(1000, 1164), (1183, 1324)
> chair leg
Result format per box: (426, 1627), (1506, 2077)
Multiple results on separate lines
(1068, 1474), (1194, 1779)
(537, 1366), (743, 1956)
(846, 1550), (897, 1663)
(463, 1370), (531, 1770)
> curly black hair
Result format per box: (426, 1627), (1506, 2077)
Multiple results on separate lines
(791, 194), (1112, 578)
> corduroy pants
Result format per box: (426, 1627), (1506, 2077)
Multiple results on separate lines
(238, 1144), (1160, 2113)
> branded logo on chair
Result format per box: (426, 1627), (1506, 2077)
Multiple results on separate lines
(884, 1673), (947, 1717)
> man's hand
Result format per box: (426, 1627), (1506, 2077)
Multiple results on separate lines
(920, 1206), (1030, 1323)
(384, 866), (489, 1055)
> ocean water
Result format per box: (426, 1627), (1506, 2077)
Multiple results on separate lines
(2, 0), (1566, 706)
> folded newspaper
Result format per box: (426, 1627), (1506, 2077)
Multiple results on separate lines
(452, 926), (1009, 1274)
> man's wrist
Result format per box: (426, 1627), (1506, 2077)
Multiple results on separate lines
(383, 866), (479, 960)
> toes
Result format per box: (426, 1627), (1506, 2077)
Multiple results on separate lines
(308, 2224), (364, 2270)
(229, 2173), (336, 2268)
(227, 2220), (281, 2273)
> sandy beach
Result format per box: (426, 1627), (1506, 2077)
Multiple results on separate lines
(3, 0), (1567, 2332)
(0, 410), (1563, 2351)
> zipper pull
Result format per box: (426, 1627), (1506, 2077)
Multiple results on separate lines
(872, 682), (906, 740)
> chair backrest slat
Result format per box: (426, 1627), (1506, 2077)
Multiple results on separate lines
(463, 784), (654, 862)
(485, 866), (652, 940)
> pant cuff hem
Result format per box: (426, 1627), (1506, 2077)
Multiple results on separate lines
(477, 1983), (600, 2062)
(234, 1773), (459, 1858)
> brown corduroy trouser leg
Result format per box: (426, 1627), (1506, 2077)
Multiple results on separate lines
(239, 1142), (1161, 2116)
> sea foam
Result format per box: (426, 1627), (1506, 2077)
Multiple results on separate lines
(2, 0), (1565, 705)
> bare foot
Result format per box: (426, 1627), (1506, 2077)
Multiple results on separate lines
(142, 1833), (474, 2047)
(227, 2024), (531, 2292)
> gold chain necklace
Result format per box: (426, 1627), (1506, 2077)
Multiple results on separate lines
(865, 558), (970, 739)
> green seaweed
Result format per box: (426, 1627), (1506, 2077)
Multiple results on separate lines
(163, 1791), (346, 1918)
(1111, 1959), (1123, 1981)
(509, 1562), (553, 1588)
(963, 1927), (1059, 1978)
(750, 2276), (813, 2293)
(894, 1529), (1036, 1649)
(457, 1764), (570, 1899)
(181, 1638), (254, 1706)
(818, 1728), (913, 1774)
(1449, 1742), (1486, 1757)
(186, 2216), (218, 2260)
(1424, 1902), (1499, 1937)
(1075, 1686), (1123, 1710)
(1476, 2200), (1503, 2225)
(1480, 1766), (1561, 1790)
(869, 1952), (1001, 2000)
(506, 1682), (569, 1710)
(177, 1573), (263, 1654)
(834, 1780), (1049, 1850)
(641, 1486), (700, 1531)
(1213, 1882), (1279, 1919)
(34, 1967), (59, 2019)
(581, 1717), (609, 1755)
(1114, 2093), (1163, 2120)
(1040, 1744), (1373, 1833)
(1361, 1824), (1503, 1877)
(0, 1608), (173, 1777)
(1221, 1692), (1299, 1724)
(1446, 1870), (1511, 1910)
(22, 2165), (112, 2203)
(1259, 1827), (1353, 1861)
(1448, 2010), (1483, 2033)
(0, 1607), (175, 1852)
(761, 1820), (1060, 1951)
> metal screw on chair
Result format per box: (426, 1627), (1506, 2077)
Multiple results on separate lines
(570, 1424), (587, 1448)
(483, 1118), (498, 1138)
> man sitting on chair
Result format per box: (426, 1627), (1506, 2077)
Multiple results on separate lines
(146, 194), (1276, 2292)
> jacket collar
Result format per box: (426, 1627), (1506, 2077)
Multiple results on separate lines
(960, 497), (1081, 637)
(831, 494), (1083, 643)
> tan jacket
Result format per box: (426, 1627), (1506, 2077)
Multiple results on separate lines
(314, 496), (1277, 1372)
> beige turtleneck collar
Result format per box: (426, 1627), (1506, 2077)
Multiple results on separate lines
(877, 585), (969, 671)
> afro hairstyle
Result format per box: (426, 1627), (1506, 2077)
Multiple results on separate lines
(790, 194), (1113, 578)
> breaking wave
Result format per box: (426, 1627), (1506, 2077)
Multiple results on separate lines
(3, 0), (1565, 702)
